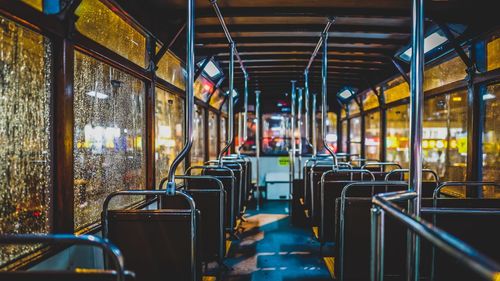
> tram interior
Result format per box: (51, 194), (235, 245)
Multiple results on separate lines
(0, 0), (499, 281)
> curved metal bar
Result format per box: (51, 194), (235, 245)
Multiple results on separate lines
(433, 181), (500, 200)
(0, 234), (128, 281)
(361, 162), (402, 172)
(165, 0), (195, 195)
(304, 18), (335, 73)
(371, 191), (500, 281)
(219, 42), (235, 166)
(384, 168), (440, 183)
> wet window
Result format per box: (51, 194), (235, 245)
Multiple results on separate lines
(423, 91), (467, 183)
(384, 76), (409, 104)
(315, 112), (337, 154)
(262, 114), (290, 155)
(0, 15), (52, 266)
(235, 113), (257, 154)
(208, 111), (218, 160)
(365, 111), (381, 160)
(73, 51), (146, 230)
(74, 0), (147, 68)
(191, 105), (206, 166)
(341, 106), (347, 119)
(341, 120), (348, 153)
(349, 117), (362, 156)
(487, 35), (499, 71)
(349, 99), (360, 116)
(386, 104), (410, 167)
(209, 89), (225, 110)
(362, 90), (379, 111)
(155, 88), (184, 187)
(423, 55), (467, 91)
(156, 50), (186, 90)
(482, 83), (499, 188)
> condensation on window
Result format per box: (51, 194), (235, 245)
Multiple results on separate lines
(191, 105), (206, 166)
(384, 76), (409, 104)
(156, 49), (186, 91)
(208, 111), (218, 160)
(423, 55), (467, 92)
(0, 16), (52, 266)
(155, 88), (184, 187)
(74, 0), (147, 68)
(362, 90), (380, 111)
(487, 35), (499, 71)
(349, 99), (360, 116)
(386, 104), (410, 168)
(73, 51), (146, 230)
(482, 84), (499, 194)
(365, 111), (380, 161)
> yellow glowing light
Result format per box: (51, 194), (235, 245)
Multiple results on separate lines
(423, 140), (429, 149)
(452, 96), (462, 102)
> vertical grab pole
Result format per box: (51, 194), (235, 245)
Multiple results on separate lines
(321, 32), (337, 167)
(165, 0), (195, 194)
(304, 71), (313, 152)
(290, 81), (297, 203)
(297, 87), (304, 179)
(312, 93), (318, 156)
(371, 207), (385, 281)
(255, 90), (261, 211)
(237, 73), (249, 154)
(407, 0), (424, 279)
(219, 42), (235, 166)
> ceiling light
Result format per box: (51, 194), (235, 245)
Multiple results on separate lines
(398, 29), (448, 62)
(197, 59), (222, 79)
(337, 87), (355, 101)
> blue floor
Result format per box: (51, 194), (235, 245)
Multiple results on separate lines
(221, 201), (332, 281)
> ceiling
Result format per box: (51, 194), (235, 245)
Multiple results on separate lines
(116, 0), (497, 110)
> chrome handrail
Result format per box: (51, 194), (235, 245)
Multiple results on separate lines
(371, 190), (500, 281)
(384, 168), (440, 183)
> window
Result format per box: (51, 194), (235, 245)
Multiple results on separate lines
(155, 88), (184, 187)
(191, 105), (206, 166)
(349, 117), (362, 155)
(384, 76), (409, 104)
(209, 89), (225, 110)
(487, 35), (499, 71)
(235, 112), (257, 154)
(220, 117), (227, 153)
(21, 0), (42, 11)
(0, 16), (52, 265)
(75, 0), (147, 68)
(156, 51), (186, 90)
(74, 51), (146, 229)
(341, 120), (348, 153)
(362, 90), (380, 111)
(262, 114), (290, 155)
(423, 91), (467, 182)
(423, 56), (467, 91)
(315, 112), (337, 154)
(482, 83), (499, 185)
(349, 99), (360, 116)
(365, 112), (381, 160)
(341, 106), (347, 119)
(386, 104), (410, 167)
(208, 111), (218, 160)
(194, 76), (214, 102)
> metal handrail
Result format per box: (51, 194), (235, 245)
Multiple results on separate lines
(433, 181), (500, 199)
(0, 234), (129, 281)
(384, 168), (440, 183)
(371, 190), (500, 281)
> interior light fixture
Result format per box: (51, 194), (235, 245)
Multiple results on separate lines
(197, 59), (222, 79)
(337, 87), (355, 101)
(398, 29), (448, 62)
(86, 91), (109, 99)
(483, 93), (496, 101)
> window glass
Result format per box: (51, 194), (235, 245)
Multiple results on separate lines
(482, 83), (499, 188)
(220, 117), (227, 151)
(349, 117), (362, 155)
(209, 89), (225, 109)
(349, 99), (360, 116)
(423, 91), (467, 182)
(21, 0), (42, 11)
(191, 105), (206, 166)
(156, 50), (186, 90)
(341, 106), (347, 119)
(315, 112), (337, 153)
(0, 16), (52, 265)
(74, 51), (146, 229)
(235, 113), (257, 154)
(208, 111), (218, 160)
(423, 56), (467, 91)
(362, 90), (380, 111)
(263, 114), (290, 155)
(155, 88), (184, 187)
(384, 76), (409, 104)
(487, 35), (499, 71)
(194, 75), (214, 102)
(386, 104), (410, 167)
(365, 111), (381, 160)
(341, 120), (348, 153)
(74, 0), (147, 68)
(221, 98), (228, 113)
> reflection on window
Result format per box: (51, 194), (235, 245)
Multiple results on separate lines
(315, 112), (337, 154)
(423, 56), (466, 91)
(263, 114), (290, 155)
(208, 111), (218, 160)
(386, 104), (409, 167)
(75, 0), (147, 68)
(423, 91), (467, 182)
(362, 90), (379, 111)
(0, 16), (51, 265)
(487, 35), (499, 71)
(341, 120), (348, 153)
(191, 105), (206, 166)
(349, 117), (361, 155)
(235, 113), (257, 154)
(349, 99), (360, 116)
(156, 50), (186, 90)
(341, 106), (347, 119)
(21, 0), (42, 11)
(365, 112), (380, 160)
(209, 89), (225, 109)
(384, 76), (409, 104)
(74, 51), (146, 229)
(155, 88), (184, 187)
(482, 84), (499, 189)
(220, 117), (227, 152)
(194, 75), (214, 102)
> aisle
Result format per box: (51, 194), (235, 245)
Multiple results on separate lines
(221, 201), (332, 281)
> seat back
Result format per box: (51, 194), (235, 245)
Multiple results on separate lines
(362, 162), (402, 180)
(385, 169), (440, 197)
